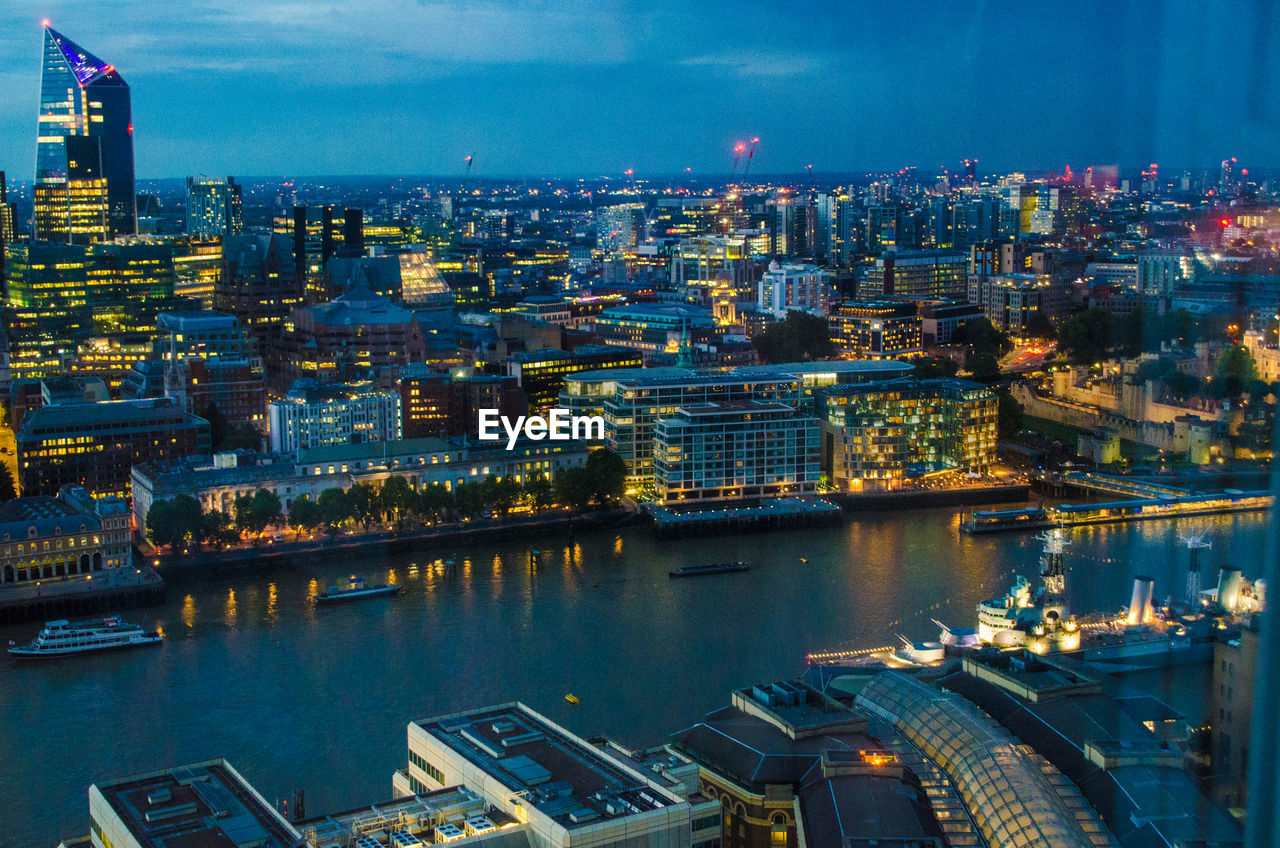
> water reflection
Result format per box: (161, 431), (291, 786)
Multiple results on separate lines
(180, 594), (196, 629)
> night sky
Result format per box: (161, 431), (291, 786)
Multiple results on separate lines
(2, 0), (1277, 178)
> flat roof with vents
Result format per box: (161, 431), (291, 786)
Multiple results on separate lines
(91, 760), (299, 848)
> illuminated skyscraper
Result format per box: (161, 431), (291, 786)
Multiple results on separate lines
(34, 23), (136, 242)
(186, 176), (243, 238)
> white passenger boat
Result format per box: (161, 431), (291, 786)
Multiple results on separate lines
(8, 616), (163, 660)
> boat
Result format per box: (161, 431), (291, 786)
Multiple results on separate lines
(313, 575), (401, 604)
(8, 616), (162, 660)
(669, 562), (750, 578)
(564, 693), (580, 705)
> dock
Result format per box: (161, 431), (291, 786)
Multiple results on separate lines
(649, 497), (843, 539)
(0, 565), (165, 625)
(962, 487), (1273, 534)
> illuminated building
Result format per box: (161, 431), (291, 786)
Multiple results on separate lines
(757, 261), (833, 318)
(670, 235), (751, 292)
(671, 682), (954, 848)
(830, 300), (923, 359)
(34, 24), (135, 242)
(324, 248), (452, 307)
(0, 485), (131, 586)
(863, 249), (967, 299)
(267, 380), (401, 453)
(172, 238), (222, 307)
(652, 400), (819, 504)
(918, 299), (983, 345)
(131, 436), (588, 526)
(397, 703), (705, 848)
(397, 365), (525, 439)
(270, 285), (427, 394)
(588, 303), (715, 357)
(64, 335), (154, 395)
(507, 345), (642, 411)
(0, 171), (14, 295)
(595, 202), (644, 253)
(281, 205), (363, 301)
(1136, 249), (1194, 297)
(215, 234), (303, 345)
(966, 273), (1069, 335)
(818, 378), (997, 491)
(513, 295), (571, 326)
(185, 176), (242, 238)
(560, 360), (911, 487)
(16, 396), (211, 497)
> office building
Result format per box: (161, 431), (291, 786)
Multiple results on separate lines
(172, 238), (222, 307)
(185, 176), (242, 238)
(507, 346), (642, 411)
(918, 299), (984, 345)
(829, 300), (923, 359)
(652, 401), (819, 504)
(89, 760), (300, 848)
(34, 24), (135, 242)
(967, 273), (1070, 335)
(397, 366), (526, 439)
(1212, 625), (1259, 808)
(16, 397), (210, 497)
(561, 359), (911, 486)
(156, 310), (250, 360)
(285, 205), (363, 300)
(215, 234), (303, 342)
(756, 261), (832, 318)
(863, 250), (967, 299)
(325, 249), (452, 307)
(267, 380), (402, 453)
(398, 703), (700, 848)
(0, 485), (131, 586)
(588, 303), (715, 357)
(819, 378), (998, 491)
(270, 286), (427, 394)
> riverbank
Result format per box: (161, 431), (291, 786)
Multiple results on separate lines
(0, 566), (166, 625)
(827, 483), (1030, 511)
(144, 508), (643, 571)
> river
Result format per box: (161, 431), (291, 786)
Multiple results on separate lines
(0, 507), (1271, 848)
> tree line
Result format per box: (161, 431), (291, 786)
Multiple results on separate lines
(145, 448), (628, 555)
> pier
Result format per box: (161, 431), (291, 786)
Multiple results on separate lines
(962, 488), (1274, 534)
(0, 565), (165, 625)
(648, 497), (843, 539)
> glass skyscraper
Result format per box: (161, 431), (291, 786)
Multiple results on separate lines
(34, 23), (136, 243)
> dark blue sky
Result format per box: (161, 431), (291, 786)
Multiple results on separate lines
(3, 0), (1277, 178)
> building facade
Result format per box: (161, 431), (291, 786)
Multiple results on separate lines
(0, 485), (130, 586)
(829, 300), (923, 359)
(267, 380), (402, 453)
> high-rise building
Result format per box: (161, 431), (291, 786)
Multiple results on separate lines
(596, 203), (644, 253)
(830, 300), (924, 359)
(185, 176), (243, 238)
(34, 24), (136, 242)
(757, 261), (833, 318)
(0, 171), (14, 294)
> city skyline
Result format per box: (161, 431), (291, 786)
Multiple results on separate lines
(1, 0), (1277, 179)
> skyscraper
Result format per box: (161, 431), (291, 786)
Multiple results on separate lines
(186, 176), (243, 238)
(34, 23), (136, 242)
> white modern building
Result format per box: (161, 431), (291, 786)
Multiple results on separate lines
(268, 380), (402, 453)
(757, 261), (833, 317)
(396, 703), (715, 848)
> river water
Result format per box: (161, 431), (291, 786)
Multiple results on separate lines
(0, 507), (1271, 848)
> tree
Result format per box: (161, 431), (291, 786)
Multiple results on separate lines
(417, 483), (453, 524)
(911, 356), (959, 379)
(584, 448), (627, 503)
(317, 487), (351, 538)
(147, 495), (204, 554)
(1212, 345), (1260, 404)
(1023, 310), (1057, 341)
(378, 476), (414, 528)
(288, 496), (320, 538)
(0, 464), (16, 502)
(752, 310), (836, 363)
(523, 474), (554, 512)
(554, 466), (594, 511)
(1058, 309), (1113, 365)
(252, 489), (282, 534)
(347, 482), (378, 528)
(966, 353), (1001, 382)
(201, 509), (237, 549)
(952, 317), (1011, 357)
(997, 390), (1024, 440)
(453, 481), (486, 518)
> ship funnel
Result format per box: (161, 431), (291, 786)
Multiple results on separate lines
(1217, 567), (1243, 612)
(1127, 576), (1155, 625)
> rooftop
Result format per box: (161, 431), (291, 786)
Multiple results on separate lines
(91, 760), (299, 848)
(416, 704), (680, 828)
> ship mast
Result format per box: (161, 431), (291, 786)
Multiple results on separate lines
(1037, 524), (1069, 598)
(1180, 531), (1212, 606)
